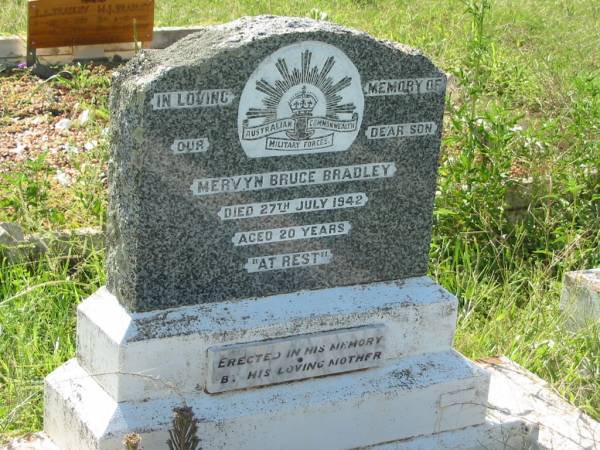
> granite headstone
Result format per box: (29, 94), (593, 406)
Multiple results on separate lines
(108, 16), (446, 312)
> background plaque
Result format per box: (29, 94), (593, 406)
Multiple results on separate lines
(28, 0), (154, 49)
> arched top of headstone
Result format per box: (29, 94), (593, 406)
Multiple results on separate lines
(116, 16), (431, 80)
(108, 16), (447, 312)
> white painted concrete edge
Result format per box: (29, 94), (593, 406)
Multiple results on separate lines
(0, 27), (205, 65)
(478, 356), (600, 450)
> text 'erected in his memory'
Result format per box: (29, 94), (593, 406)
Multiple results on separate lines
(207, 324), (387, 393)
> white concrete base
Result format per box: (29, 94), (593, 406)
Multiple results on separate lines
(41, 278), (492, 449)
(14, 356), (600, 450)
(45, 350), (488, 450)
(75, 278), (458, 402)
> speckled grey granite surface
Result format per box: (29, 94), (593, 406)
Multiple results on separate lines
(107, 16), (446, 312)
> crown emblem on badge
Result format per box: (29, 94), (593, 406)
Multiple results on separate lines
(288, 86), (318, 117)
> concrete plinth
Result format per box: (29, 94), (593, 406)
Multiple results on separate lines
(46, 351), (489, 450)
(75, 277), (459, 403)
(12, 282), (599, 449)
(16, 356), (600, 449)
(42, 277), (494, 450)
(31, 356), (600, 450)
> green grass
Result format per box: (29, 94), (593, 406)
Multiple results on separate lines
(1, 0), (599, 443)
(0, 254), (105, 435)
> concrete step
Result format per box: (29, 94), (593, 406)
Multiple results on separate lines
(76, 278), (458, 402)
(45, 350), (489, 450)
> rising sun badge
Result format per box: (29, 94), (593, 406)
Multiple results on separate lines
(238, 41), (364, 158)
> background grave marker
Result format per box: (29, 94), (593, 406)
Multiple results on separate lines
(27, 0), (154, 64)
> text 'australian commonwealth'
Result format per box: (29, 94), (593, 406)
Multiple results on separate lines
(191, 162), (396, 196)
